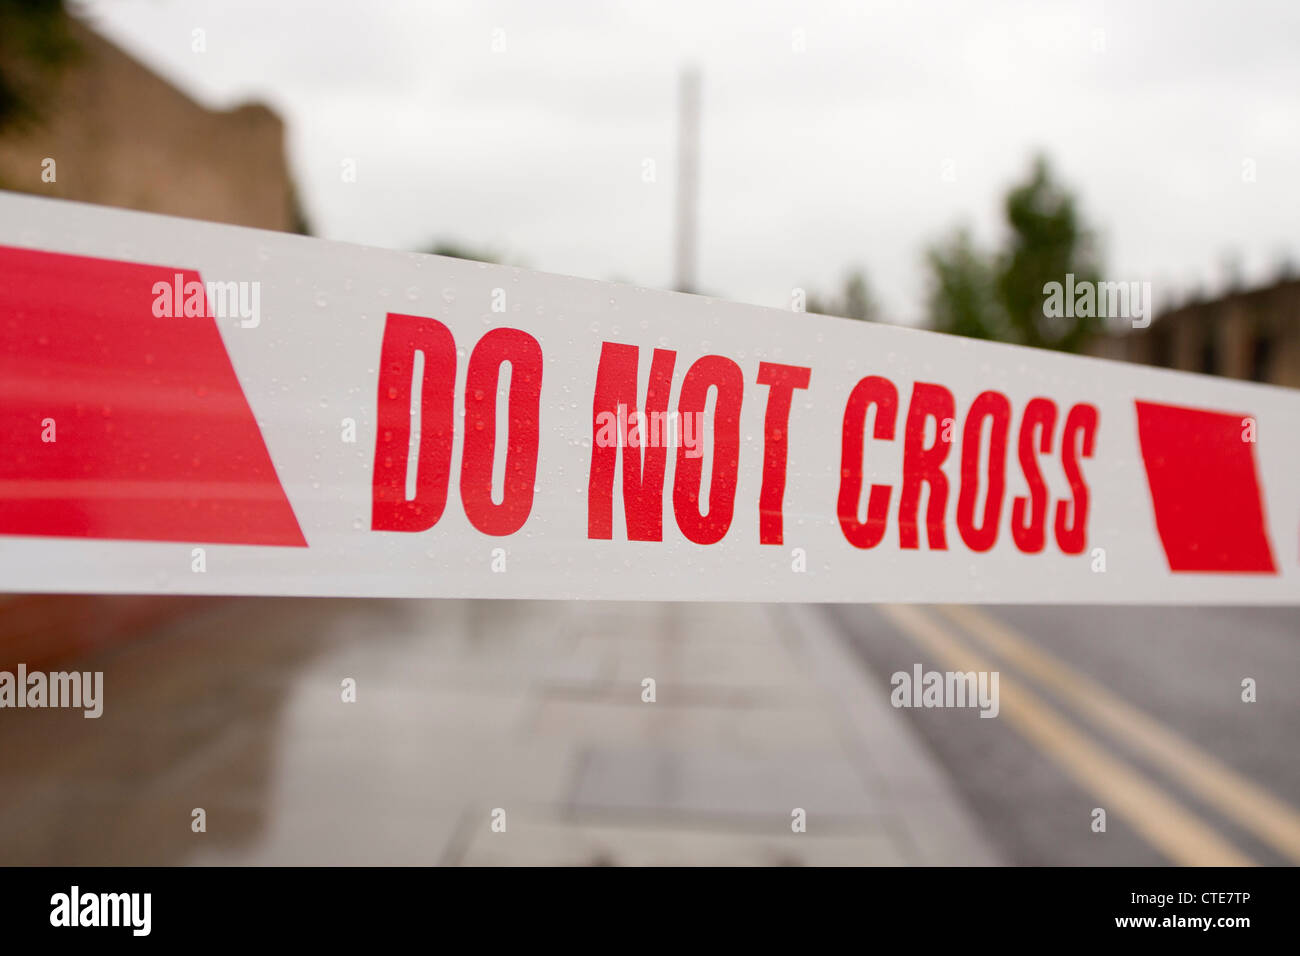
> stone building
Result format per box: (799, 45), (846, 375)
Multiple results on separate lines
(1089, 278), (1300, 389)
(0, 15), (306, 232)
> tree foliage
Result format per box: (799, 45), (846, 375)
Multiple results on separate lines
(926, 156), (1101, 352)
(0, 0), (78, 133)
(807, 269), (879, 321)
(426, 242), (498, 264)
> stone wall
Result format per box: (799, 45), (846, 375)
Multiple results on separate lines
(0, 16), (302, 232)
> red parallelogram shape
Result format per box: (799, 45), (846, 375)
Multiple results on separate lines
(0, 245), (305, 547)
(1134, 399), (1275, 573)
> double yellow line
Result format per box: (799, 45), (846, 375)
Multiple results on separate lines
(879, 604), (1300, 867)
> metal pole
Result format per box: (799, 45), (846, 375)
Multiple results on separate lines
(674, 67), (701, 294)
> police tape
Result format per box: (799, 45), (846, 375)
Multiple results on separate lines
(0, 192), (1295, 603)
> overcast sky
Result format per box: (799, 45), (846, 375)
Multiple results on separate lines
(78, 0), (1299, 325)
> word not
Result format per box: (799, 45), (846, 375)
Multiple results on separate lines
(890, 664), (1000, 718)
(152, 273), (261, 328)
(586, 344), (810, 545)
(0, 664), (102, 718)
(50, 886), (150, 936)
(1043, 273), (1152, 328)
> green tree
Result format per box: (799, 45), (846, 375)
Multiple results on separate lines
(926, 155), (1101, 351)
(924, 228), (1004, 341)
(807, 268), (879, 321)
(0, 0), (78, 133)
(426, 242), (498, 264)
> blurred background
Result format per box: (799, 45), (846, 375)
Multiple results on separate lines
(0, 0), (1296, 865)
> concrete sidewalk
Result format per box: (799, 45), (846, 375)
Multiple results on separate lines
(0, 598), (998, 865)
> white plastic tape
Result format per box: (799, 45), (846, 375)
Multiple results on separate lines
(1, 193), (1296, 602)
